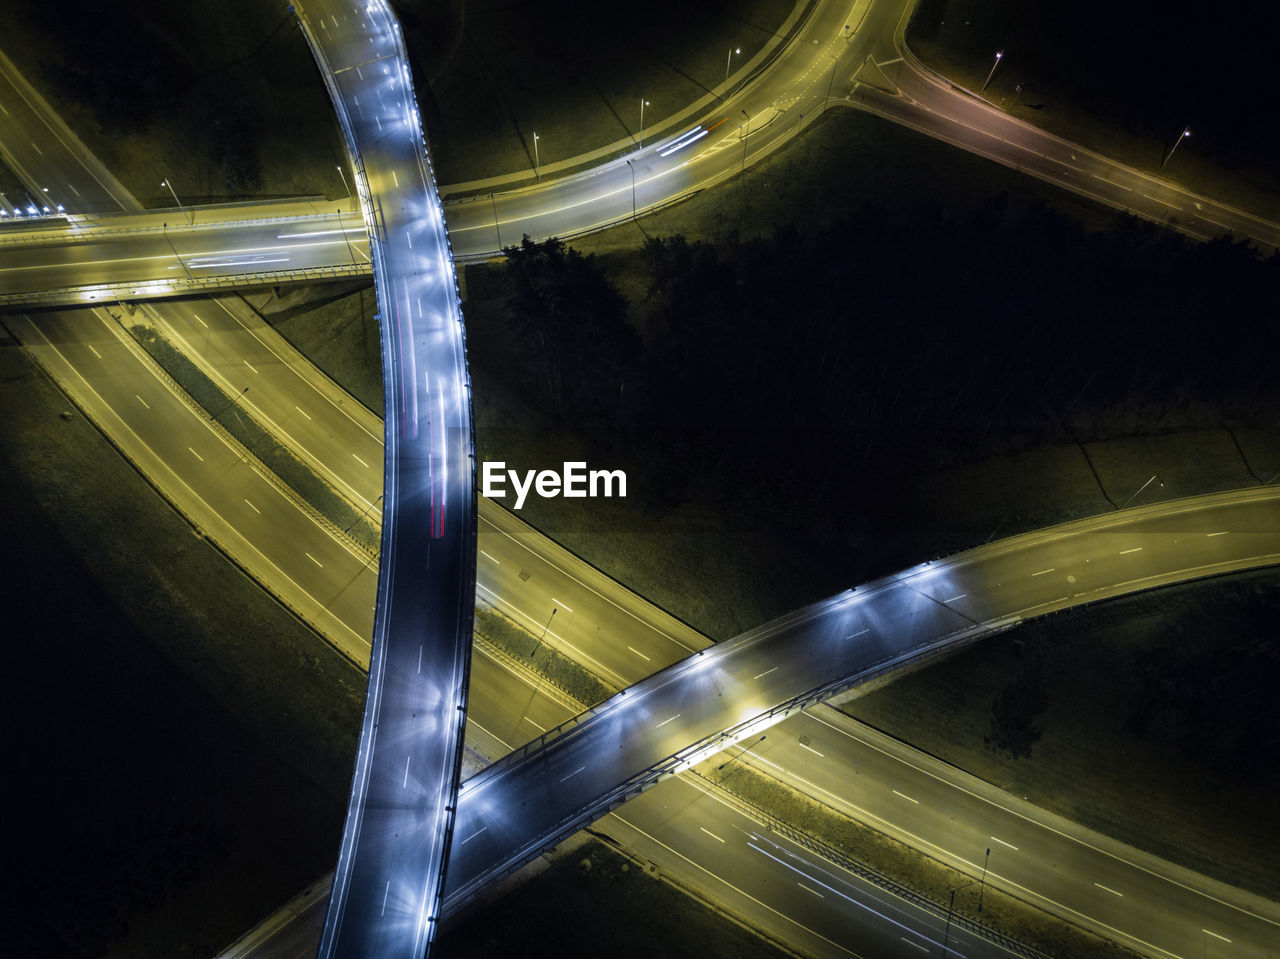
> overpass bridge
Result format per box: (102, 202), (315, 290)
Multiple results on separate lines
(0, 205), (370, 307)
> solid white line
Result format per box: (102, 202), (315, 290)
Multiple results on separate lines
(655, 714), (681, 728)
(552, 598), (573, 613)
(560, 765), (586, 782)
(1203, 929), (1231, 943)
(188, 446), (203, 462)
(799, 742), (825, 758)
(628, 646), (651, 661)
(892, 789), (919, 804)
(1119, 547), (1144, 554)
(135, 394), (150, 409)
(990, 835), (1019, 850)
(244, 499), (260, 514)
(305, 552), (323, 568)
(1032, 568), (1055, 576)
(754, 666), (779, 680)
(480, 549), (500, 564)
(1094, 882), (1124, 897)
(700, 826), (726, 843)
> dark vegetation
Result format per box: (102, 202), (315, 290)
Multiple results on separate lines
(0, 331), (356, 959)
(437, 837), (786, 959)
(0, 0), (344, 201)
(125, 314), (381, 554)
(401, 0), (795, 184)
(469, 209), (1280, 592)
(846, 571), (1280, 897)
(1124, 585), (1280, 777)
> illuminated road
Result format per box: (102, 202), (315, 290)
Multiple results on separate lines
(7, 0), (1279, 306)
(16, 293), (1279, 959)
(0, 48), (136, 215)
(0, 210), (369, 305)
(291, 1), (477, 957)
(5, 0), (1280, 954)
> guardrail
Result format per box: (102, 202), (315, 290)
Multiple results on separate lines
(0, 209), (366, 247)
(0, 262), (372, 308)
(444, 607), (1022, 911)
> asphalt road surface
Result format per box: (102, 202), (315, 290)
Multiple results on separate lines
(293, 1), (477, 957)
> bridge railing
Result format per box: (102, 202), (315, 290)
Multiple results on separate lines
(0, 262), (372, 307)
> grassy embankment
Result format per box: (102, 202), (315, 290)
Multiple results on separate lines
(0, 0), (346, 204)
(841, 570), (1280, 900)
(0, 325), (363, 959)
(403, 0), (796, 186)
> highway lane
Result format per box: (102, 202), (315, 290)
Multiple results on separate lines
(0, 48), (137, 215)
(735, 708), (1280, 958)
(292, 2), (477, 957)
(20, 286), (1280, 957)
(443, 488), (1280, 959)
(9, 0), (1277, 306)
(0, 212), (370, 305)
(10, 5), (1280, 952)
(9, 307), (379, 660)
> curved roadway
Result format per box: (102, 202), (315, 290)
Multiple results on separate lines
(292, 1), (475, 956)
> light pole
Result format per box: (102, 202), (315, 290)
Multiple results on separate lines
(490, 192), (502, 250)
(336, 164), (354, 204)
(1121, 473), (1164, 508)
(532, 131), (541, 182)
(531, 606), (556, 657)
(639, 98), (650, 147)
(626, 159), (637, 221)
(212, 386), (250, 422)
(739, 110), (749, 174)
(161, 177), (192, 226)
(825, 53), (839, 111)
(978, 847), (991, 912)
(1161, 126), (1191, 168)
(717, 734), (766, 772)
(724, 46), (741, 101)
(981, 49), (1004, 92)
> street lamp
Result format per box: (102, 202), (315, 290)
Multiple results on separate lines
(981, 49), (1004, 92)
(336, 164), (354, 204)
(739, 110), (750, 174)
(531, 606), (556, 657)
(626, 158), (637, 221)
(1161, 126), (1191, 168)
(825, 53), (839, 111)
(532, 131), (541, 182)
(724, 46), (741, 101)
(1121, 473), (1164, 508)
(161, 177), (192, 226)
(639, 98), (650, 148)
